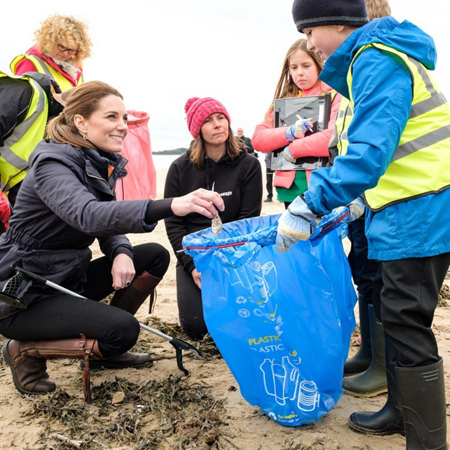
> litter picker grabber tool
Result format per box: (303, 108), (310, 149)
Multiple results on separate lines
(0, 269), (28, 309)
(138, 322), (200, 376)
(2, 265), (202, 376)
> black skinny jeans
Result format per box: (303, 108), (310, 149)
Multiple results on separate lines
(176, 263), (207, 340)
(0, 243), (170, 357)
(266, 169), (274, 200)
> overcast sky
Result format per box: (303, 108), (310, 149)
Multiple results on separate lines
(1, 0), (449, 152)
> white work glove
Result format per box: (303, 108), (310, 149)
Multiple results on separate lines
(281, 145), (296, 163)
(285, 117), (313, 142)
(275, 196), (319, 252)
(333, 197), (365, 222)
(311, 197), (366, 239)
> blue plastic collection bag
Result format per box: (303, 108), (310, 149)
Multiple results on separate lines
(183, 215), (357, 426)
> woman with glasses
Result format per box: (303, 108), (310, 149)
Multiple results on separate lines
(11, 14), (91, 91)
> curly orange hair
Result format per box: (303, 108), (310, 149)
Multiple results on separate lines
(35, 14), (92, 65)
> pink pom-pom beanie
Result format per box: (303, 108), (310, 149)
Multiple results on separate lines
(185, 97), (231, 139)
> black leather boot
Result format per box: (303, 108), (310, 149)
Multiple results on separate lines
(84, 271), (162, 370)
(348, 338), (405, 436)
(397, 358), (447, 449)
(344, 294), (372, 374)
(343, 305), (387, 397)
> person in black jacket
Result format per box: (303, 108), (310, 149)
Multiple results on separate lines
(0, 82), (224, 399)
(164, 97), (263, 339)
(0, 71), (65, 220)
(236, 127), (257, 158)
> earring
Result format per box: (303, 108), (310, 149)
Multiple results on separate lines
(83, 134), (87, 140)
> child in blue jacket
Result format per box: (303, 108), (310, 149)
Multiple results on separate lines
(277, 0), (450, 448)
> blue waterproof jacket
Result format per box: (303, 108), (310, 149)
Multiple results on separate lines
(305, 17), (450, 261)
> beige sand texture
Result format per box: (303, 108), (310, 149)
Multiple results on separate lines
(0, 164), (449, 450)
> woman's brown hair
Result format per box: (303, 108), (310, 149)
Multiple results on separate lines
(268, 38), (324, 113)
(365, 0), (391, 20)
(46, 81), (123, 151)
(189, 123), (244, 169)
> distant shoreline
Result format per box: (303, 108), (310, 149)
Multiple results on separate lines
(152, 148), (187, 155)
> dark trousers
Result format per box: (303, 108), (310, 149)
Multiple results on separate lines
(372, 252), (450, 368)
(0, 243), (170, 357)
(176, 263), (207, 340)
(266, 169), (274, 199)
(347, 216), (380, 300)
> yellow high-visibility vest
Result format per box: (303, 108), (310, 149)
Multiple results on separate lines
(0, 71), (48, 193)
(10, 54), (83, 92)
(347, 42), (450, 211)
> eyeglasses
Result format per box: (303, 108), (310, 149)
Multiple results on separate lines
(57, 44), (78, 55)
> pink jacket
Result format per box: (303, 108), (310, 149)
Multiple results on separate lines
(13, 45), (83, 87)
(252, 82), (341, 187)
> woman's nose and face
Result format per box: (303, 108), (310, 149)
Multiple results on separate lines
(201, 113), (229, 145)
(51, 40), (79, 62)
(75, 95), (129, 153)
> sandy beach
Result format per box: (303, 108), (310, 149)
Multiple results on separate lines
(0, 162), (449, 450)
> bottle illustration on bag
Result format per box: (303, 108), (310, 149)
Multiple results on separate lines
(260, 356), (319, 411)
(225, 260), (277, 303)
(229, 259), (283, 330)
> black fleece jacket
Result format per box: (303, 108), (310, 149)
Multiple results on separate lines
(164, 149), (263, 273)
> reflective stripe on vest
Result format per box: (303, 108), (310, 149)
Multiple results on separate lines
(334, 97), (353, 156)
(0, 72), (48, 192)
(10, 54), (83, 92)
(347, 42), (450, 211)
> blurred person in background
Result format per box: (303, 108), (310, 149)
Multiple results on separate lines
(236, 127), (257, 157)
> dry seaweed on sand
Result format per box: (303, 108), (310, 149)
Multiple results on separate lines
(27, 390), (88, 428)
(25, 374), (230, 449)
(438, 283), (450, 307)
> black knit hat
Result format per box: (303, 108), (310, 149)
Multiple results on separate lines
(292, 0), (369, 33)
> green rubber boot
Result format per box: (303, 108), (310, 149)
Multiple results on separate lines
(344, 294), (372, 375)
(348, 337), (404, 436)
(343, 305), (387, 397)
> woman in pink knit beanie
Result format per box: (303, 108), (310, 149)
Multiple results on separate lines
(163, 96), (263, 339)
(184, 96), (235, 168)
